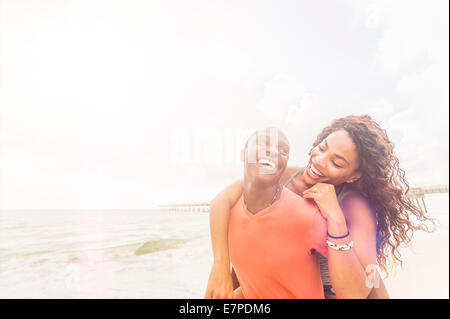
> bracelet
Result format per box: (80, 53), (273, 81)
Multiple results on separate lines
(326, 240), (354, 251)
(327, 231), (350, 239)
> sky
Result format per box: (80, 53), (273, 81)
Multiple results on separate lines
(0, 0), (448, 209)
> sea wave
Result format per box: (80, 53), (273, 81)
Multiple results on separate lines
(134, 238), (190, 256)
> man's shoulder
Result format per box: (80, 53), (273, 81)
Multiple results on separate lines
(281, 187), (319, 214)
(230, 194), (244, 212)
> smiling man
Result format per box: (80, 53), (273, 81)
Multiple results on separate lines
(228, 127), (328, 299)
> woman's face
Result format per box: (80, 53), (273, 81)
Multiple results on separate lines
(303, 129), (362, 186)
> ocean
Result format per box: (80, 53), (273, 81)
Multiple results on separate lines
(0, 194), (448, 299)
(0, 209), (212, 298)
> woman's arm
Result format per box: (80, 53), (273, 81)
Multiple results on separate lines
(304, 184), (377, 299)
(204, 180), (244, 299)
(326, 193), (378, 299)
(233, 287), (245, 299)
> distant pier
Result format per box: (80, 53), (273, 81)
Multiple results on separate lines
(158, 203), (210, 213)
(158, 185), (449, 214)
(408, 185), (449, 214)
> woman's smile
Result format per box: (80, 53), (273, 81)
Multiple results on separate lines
(309, 162), (326, 178)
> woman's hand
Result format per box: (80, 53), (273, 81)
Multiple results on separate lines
(303, 183), (344, 223)
(204, 261), (234, 299)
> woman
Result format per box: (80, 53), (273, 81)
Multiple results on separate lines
(204, 115), (435, 299)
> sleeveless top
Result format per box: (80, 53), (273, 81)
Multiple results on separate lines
(283, 167), (347, 291)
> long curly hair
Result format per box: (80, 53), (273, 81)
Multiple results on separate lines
(312, 115), (436, 276)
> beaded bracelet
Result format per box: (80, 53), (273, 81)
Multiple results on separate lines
(326, 240), (354, 251)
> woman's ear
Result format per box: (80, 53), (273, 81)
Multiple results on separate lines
(347, 172), (362, 183)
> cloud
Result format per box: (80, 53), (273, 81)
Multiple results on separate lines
(342, 0), (449, 185)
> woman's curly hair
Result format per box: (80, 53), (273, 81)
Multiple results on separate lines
(312, 115), (436, 276)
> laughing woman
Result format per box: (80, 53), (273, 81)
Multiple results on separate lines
(204, 115), (435, 299)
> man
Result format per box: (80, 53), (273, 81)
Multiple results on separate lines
(228, 127), (328, 299)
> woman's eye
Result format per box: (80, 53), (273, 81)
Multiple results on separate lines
(332, 161), (343, 168)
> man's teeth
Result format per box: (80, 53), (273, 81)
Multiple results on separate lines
(258, 159), (276, 169)
(311, 164), (325, 177)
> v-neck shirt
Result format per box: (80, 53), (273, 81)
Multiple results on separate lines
(228, 187), (328, 299)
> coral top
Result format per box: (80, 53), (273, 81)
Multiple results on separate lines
(228, 187), (328, 299)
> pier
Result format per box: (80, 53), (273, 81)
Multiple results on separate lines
(158, 203), (210, 212)
(408, 185), (449, 214)
(158, 185), (448, 214)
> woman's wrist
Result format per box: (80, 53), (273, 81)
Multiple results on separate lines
(326, 212), (349, 242)
(325, 207), (346, 226)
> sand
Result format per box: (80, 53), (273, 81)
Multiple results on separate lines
(383, 225), (449, 299)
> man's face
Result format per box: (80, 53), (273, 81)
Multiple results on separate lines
(243, 128), (290, 186)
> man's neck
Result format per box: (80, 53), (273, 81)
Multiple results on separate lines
(243, 179), (281, 214)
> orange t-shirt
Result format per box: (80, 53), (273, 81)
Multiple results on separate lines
(228, 187), (328, 299)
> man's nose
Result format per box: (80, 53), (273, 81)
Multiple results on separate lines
(264, 146), (278, 158)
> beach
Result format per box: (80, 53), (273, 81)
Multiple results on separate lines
(383, 226), (448, 298)
(0, 194), (448, 299)
(383, 194), (449, 299)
